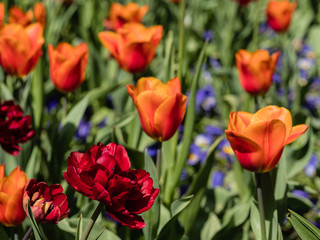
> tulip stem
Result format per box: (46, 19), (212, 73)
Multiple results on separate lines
(80, 202), (104, 240)
(256, 173), (267, 240)
(178, 0), (186, 83)
(252, 0), (262, 50)
(156, 143), (162, 183)
(22, 226), (33, 240)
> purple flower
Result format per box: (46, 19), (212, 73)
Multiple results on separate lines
(217, 139), (234, 163)
(209, 57), (221, 69)
(211, 171), (225, 188)
(195, 84), (216, 113)
(291, 190), (309, 200)
(202, 30), (213, 42)
(205, 125), (223, 136)
(74, 120), (91, 142)
(187, 144), (206, 165)
(305, 154), (318, 177)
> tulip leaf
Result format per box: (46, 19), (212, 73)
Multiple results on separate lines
(0, 82), (14, 100)
(27, 201), (44, 240)
(31, 58), (44, 129)
(75, 214), (83, 240)
(287, 209), (320, 240)
(186, 136), (222, 196)
(25, 146), (39, 179)
(157, 195), (193, 240)
(142, 150), (160, 240)
(163, 31), (174, 81)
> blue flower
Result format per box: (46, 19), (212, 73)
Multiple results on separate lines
(195, 84), (216, 113)
(211, 171), (225, 188)
(187, 144), (206, 165)
(209, 57), (221, 69)
(291, 190), (309, 200)
(74, 120), (91, 142)
(97, 118), (107, 128)
(205, 125), (223, 136)
(217, 139), (234, 163)
(305, 154), (318, 177)
(202, 30), (213, 42)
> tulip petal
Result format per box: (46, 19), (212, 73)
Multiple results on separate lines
(154, 94), (187, 141)
(5, 189), (26, 226)
(225, 130), (265, 172)
(106, 209), (146, 229)
(98, 31), (121, 59)
(285, 124), (309, 145)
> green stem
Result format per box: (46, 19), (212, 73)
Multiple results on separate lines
(256, 173), (267, 240)
(156, 143), (162, 184)
(252, 0), (262, 50)
(80, 202), (104, 240)
(22, 226), (33, 240)
(177, 0), (186, 83)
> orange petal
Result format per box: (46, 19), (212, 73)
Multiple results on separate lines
(225, 130), (265, 172)
(164, 76), (181, 95)
(98, 31), (121, 59)
(5, 189), (26, 226)
(285, 124), (309, 145)
(154, 94), (187, 141)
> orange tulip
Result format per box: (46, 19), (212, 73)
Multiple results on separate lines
(99, 23), (162, 73)
(104, 3), (148, 30)
(0, 23), (44, 77)
(48, 42), (88, 93)
(33, 3), (46, 27)
(8, 6), (33, 27)
(0, 165), (29, 226)
(225, 106), (308, 173)
(127, 76), (187, 141)
(266, 0), (297, 32)
(0, 3), (4, 28)
(235, 49), (280, 96)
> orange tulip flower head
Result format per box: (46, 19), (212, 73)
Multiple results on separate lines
(48, 42), (88, 93)
(266, 0), (297, 32)
(0, 3), (4, 28)
(127, 76), (187, 141)
(235, 49), (280, 96)
(33, 2), (46, 27)
(8, 6), (33, 27)
(104, 2), (149, 30)
(0, 165), (29, 226)
(99, 23), (163, 73)
(0, 23), (44, 77)
(225, 106), (308, 173)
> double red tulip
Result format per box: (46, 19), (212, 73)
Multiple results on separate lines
(0, 101), (34, 156)
(225, 106), (308, 173)
(64, 143), (159, 229)
(0, 165), (28, 226)
(0, 23), (44, 77)
(48, 42), (88, 93)
(23, 179), (69, 224)
(127, 77), (187, 141)
(266, 0), (297, 32)
(104, 3), (149, 30)
(235, 49), (280, 96)
(99, 23), (162, 73)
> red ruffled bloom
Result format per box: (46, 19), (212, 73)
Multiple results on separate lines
(0, 101), (34, 155)
(23, 179), (69, 224)
(63, 143), (159, 229)
(234, 0), (257, 6)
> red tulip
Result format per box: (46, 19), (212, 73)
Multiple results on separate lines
(48, 42), (88, 92)
(0, 23), (44, 77)
(0, 165), (29, 226)
(127, 76), (187, 141)
(104, 3), (149, 30)
(225, 106), (308, 173)
(99, 23), (162, 73)
(0, 101), (34, 156)
(235, 49), (280, 95)
(64, 143), (159, 229)
(23, 179), (69, 224)
(266, 0), (297, 32)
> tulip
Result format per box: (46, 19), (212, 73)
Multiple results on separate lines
(23, 179), (69, 224)
(0, 3), (4, 28)
(8, 6), (33, 27)
(104, 3), (149, 30)
(99, 23), (162, 73)
(235, 49), (280, 95)
(64, 143), (159, 229)
(127, 76), (187, 141)
(33, 3), (46, 28)
(266, 0), (297, 32)
(0, 23), (44, 77)
(0, 165), (29, 226)
(0, 100), (35, 156)
(48, 42), (88, 93)
(235, 0), (257, 6)
(225, 105), (308, 173)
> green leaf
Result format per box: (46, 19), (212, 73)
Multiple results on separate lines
(75, 214), (83, 240)
(171, 195), (193, 218)
(287, 209), (320, 240)
(31, 59), (44, 129)
(25, 146), (39, 179)
(27, 201), (44, 240)
(142, 150), (160, 240)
